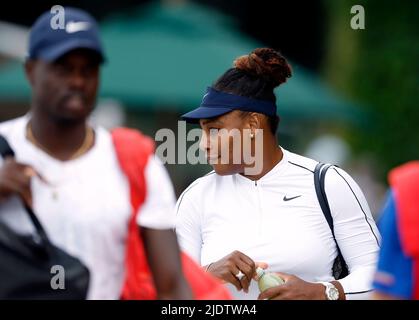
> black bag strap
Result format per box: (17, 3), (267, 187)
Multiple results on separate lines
(314, 162), (349, 279)
(0, 135), (51, 249)
(314, 163), (334, 234)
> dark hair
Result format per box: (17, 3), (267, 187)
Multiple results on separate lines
(213, 48), (292, 135)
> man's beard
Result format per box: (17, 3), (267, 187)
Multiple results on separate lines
(46, 96), (95, 126)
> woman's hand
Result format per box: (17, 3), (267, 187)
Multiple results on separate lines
(257, 272), (326, 300)
(206, 250), (267, 293)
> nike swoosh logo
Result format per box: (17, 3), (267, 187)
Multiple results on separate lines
(66, 21), (91, 34)
(201, 92), (209, 103)
(283, 195), (302, 201)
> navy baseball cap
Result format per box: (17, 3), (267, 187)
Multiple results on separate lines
(27, 7), (105, 63)
(181, 87), (277, 123)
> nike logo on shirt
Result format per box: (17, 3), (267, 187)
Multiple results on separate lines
(66, 21), (91, 33)
(283, 195), (302, 201)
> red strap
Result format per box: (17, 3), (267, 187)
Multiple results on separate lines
(112, 127), (231, 300)
(112, 127), (156, 299)
(181, 253), (232, 300)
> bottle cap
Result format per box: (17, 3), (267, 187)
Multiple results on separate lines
(255, 267), (265, 281)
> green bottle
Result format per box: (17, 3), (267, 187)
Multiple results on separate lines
(255, 267), (285, 293)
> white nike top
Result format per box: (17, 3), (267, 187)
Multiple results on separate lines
(175, 148), (381, 300)
(0, 116), (176, 299)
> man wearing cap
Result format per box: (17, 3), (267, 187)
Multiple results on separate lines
(0, 7), (192, 299)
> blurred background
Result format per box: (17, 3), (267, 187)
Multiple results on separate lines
(0, 0), (417, 218)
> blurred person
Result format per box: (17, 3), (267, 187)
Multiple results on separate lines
(175, 48), (381, 300)
(373, 161), (419, 300)
(0, 7), (192, 299)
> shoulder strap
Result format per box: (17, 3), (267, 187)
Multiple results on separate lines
(0, 134), (51, 252)
(314, 163), (334, 236)
(314, 162), (349, 279)
(112, 127), (155, 214)
(0, 135), (15, 158)
(111, 127), (156, 300)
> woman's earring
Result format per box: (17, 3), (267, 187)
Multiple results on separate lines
(250, 133), (254, 139)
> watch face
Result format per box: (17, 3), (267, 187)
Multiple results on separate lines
(328, 287), (339, 300)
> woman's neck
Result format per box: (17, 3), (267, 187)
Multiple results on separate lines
(241, 137), (283, 181)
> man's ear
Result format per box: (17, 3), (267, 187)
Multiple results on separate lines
(24, 60), (36, 87)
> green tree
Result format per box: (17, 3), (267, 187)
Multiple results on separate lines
(324, 0), (419, 179)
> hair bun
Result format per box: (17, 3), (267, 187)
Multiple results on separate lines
(234, 48), (292, 87)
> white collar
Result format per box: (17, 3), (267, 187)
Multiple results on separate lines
(234, 147), (289, 186)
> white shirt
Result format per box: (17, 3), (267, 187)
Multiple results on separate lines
(175, 148), (381, 300)
(0, 116), (176, 299)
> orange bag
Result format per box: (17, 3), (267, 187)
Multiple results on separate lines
(112, 128), (231, 300)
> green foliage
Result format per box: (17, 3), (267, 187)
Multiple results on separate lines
(324, 0), (419, 179)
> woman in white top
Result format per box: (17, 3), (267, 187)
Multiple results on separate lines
(175, 48), (380, 300)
